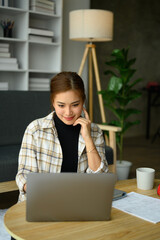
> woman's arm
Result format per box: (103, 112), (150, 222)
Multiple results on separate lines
(73, 108), (106, 172)
(16, 122), (38, 199)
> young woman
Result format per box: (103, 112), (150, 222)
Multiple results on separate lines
(16, 71), (108, 202)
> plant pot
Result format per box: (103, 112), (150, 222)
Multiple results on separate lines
(116, 160), (132, 180)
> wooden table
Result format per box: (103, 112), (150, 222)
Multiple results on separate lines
(4, 179), (160, 240)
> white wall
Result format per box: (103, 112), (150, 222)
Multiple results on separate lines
(62, 0), (90, 94)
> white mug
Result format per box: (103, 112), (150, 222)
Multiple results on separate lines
(136, 167), (155, 190)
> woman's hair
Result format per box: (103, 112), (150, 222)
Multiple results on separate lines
(50, 71), (86, 108)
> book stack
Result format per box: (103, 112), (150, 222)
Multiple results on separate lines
(28, 28), (54, 43)
(0, 82), (8, 90)
(30, 0), (55, 15)
(29, 78), (50, 91)
(0, 43), (18, 70)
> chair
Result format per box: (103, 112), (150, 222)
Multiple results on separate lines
(97, 124), (122, 173)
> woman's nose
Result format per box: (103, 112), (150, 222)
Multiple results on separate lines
(66, 107), (72, 115)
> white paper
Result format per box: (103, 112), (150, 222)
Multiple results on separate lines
(112, 192), (160, 224)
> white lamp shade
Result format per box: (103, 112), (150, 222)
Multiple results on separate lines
(69, 9), (113, 42)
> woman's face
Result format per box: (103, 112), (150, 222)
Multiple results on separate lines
(53, 90), (84, 125)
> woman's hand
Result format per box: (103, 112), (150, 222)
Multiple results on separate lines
(23, 183), (27, 193)
(73, 108), (91, 141)
(74, 108), (101, 172)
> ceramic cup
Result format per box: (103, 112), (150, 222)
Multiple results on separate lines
(136, 167), (155, 190)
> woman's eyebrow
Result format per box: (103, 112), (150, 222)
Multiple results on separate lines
(72, 100), (80, 104)
(57, 100), (80, 104)
(57, 101), (65, 104)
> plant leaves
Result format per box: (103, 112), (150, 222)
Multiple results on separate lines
(120, 69), (137, 81)
(115, 90), (142, 106)
(108, 76), (123, 93)
(109, 108), (141, 121)
(104, 70), (117, 77)
(109, 120), (121, 127)
(103, 47), (143, 158)
(127, 58), (136, 67)
(111, 49), (124, 58)
(123, 108), (141, 119)
(123, 120), (141, 133)
(127, 90), (142, 101)
(129, 78), (143, 88)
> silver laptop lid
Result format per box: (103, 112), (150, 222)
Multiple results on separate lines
(26, 172), (116, 222)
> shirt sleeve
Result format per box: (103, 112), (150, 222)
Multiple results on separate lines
(16, 122), (38, 199)
(86, 124), (108, 174)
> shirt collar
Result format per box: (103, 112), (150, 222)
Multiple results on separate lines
(41, 111), (56, 129)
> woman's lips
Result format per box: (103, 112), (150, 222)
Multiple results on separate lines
(64, 116), (74, 121)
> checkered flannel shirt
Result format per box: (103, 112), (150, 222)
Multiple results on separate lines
(16, 112), (108, 201)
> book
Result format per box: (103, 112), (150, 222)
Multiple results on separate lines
(29, 35), (52, 43)
(29, 85), (50, 91)
(30, 1), (54, 10)
(30, 0), (54, 7)
(34, 0), (54, 7)
(0, 82), (8, 90)
(30, 83), (50, 88)
(29, 78), (50, 83)
(30, 5), (54, 14)
(28, 28), (54, 37)
(30, 82), (50, 87)
(0, 52), (11, 58)
(29, 88), (50, 91)
(0, 47), (9, 53)
(0, 58), (17, 63)
(0, 43), (9, 48)
(29, 78), (50, 91)
(0, 62), (18, 70)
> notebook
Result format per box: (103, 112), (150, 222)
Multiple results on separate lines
(26, 172), (116, 222)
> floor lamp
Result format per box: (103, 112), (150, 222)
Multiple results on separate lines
(69, 9), (113, 122)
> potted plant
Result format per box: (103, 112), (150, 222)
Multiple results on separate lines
(99, 47), (142, 180)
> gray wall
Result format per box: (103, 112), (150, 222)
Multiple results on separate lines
(91, 0), (160, 137)
(62, 0), (90, 94)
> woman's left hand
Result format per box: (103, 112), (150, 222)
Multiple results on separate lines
(73, 108), (91, 141)
(74, 108), (101, 172)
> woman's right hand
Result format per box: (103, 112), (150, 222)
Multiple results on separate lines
(23, 183), (27, 192)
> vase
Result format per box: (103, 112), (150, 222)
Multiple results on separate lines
(116, 160), (132, 180)
(3, 28), (12, 38)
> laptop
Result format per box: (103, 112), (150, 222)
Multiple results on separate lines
(26, 172), (116, 222)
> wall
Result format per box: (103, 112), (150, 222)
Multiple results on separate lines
(91, 0), (160, 137)
(62, 0), (90, 93)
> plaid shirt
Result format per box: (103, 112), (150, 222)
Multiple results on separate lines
(16, 112), (108, 201)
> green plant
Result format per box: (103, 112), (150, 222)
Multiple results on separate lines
(99, 47), (142, 161)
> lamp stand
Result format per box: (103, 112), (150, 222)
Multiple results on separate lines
(78, 43), (106, 124)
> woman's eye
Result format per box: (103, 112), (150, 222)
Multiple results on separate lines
(73, 104), (79, 107)
(58, 105), (64, 108)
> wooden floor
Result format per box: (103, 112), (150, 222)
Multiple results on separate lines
(0, 135), (159, 209)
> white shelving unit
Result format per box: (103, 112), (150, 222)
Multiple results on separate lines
(0, 0), (63, 90)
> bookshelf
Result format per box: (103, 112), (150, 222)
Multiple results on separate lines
(0, 0), (62, 90)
